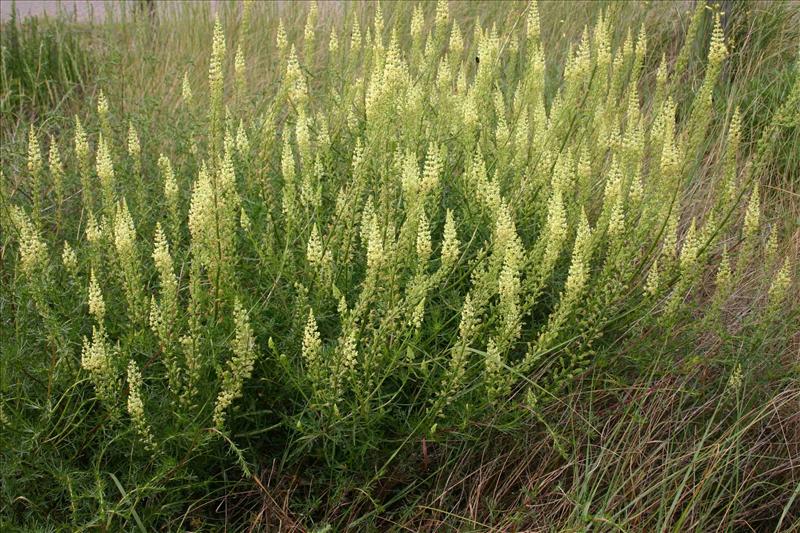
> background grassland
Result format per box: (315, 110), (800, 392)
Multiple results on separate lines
(1, 1), (799, 531)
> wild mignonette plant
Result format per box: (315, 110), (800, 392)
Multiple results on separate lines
(1, 1), (797, 529)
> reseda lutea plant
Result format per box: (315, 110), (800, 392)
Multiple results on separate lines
(3, 0), (797, 480)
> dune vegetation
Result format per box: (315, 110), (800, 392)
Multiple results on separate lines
(1, 1), (798, 530)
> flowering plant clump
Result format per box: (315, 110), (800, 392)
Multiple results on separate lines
(1, 1), (797, 529)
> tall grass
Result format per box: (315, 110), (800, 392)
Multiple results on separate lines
(1, 1), (798, 530)
(0, 4), (93, 124)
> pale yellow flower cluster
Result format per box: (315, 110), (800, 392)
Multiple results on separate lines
(88, 269), (105, 323)
(27, 127), (43, 221)
(150, 223), (178, 349)
(62, 241), (78, 275)
(97, 90), (110, 134)
(113, 200), (144, 321)
(48, 137), (65, 212)
(302, 308), (322, 382)
(181, 71), (193, 105)
(10, 206), (48, 279)
(213, 300), (258, 429)
(440, 210), (459, 269)
(127, 360), (156, 450)
(96, 134), (116, 214)
(81, 325), (117, 404)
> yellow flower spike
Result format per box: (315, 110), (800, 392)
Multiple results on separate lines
(329, 28), (339, 54)
(373, 2), (384, 47)
(10, 206), (48, 279)
(241, 0), (253, 37)
(306, 224), (324, 266)
(645, 258), (660, 296)
(434, 0), (449, 36)
(27, 126), (43, 223)
(85, 211), (103, 246)
(209, 16), (226, 146)
(416, 210), (432, 267)
(239, 207), (252, 234)
(213, 300), (258, 429)
(767, 258), (791, 310)
(97, 89), (110, 135)
(410, 5), (424, 43)
(350, 16), (362, 52)
(27, 126), (42, 178)
(88, 268), (105, 324)
(529, 213), (593, 358)
(498, 251), (522, 344)
(96, 134), (116, 215)
(526, 1), (541, 45)
(181, 71), (193, 105)
(234, 43), (246, 103)
(236, 120), (249, 156)
(286, 46), (308, 108)
(743, 183), (760, 240)
(48, 136), (65, 215)
(113, 199), (144, 322)
(127, 360), (156, 451)
(707, 12), (728, 72)
(449, 21), (463, 59)
(484, 339), (505, 401)
(276, 18), (288, 52)
(440, 209), (460, 270)
(151, 223), (178, 340)
(126, 122), (140, 162)
(81, 325), (117, 405)
(304, 5), (318, 56)
(158, 154), (180, 240)
(62, 241), (78, 276)
(541, 189), (568, 274)
(74, 115), (93, 208)
(280, 135), (296, 218)
(301, 308), (322, 383)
